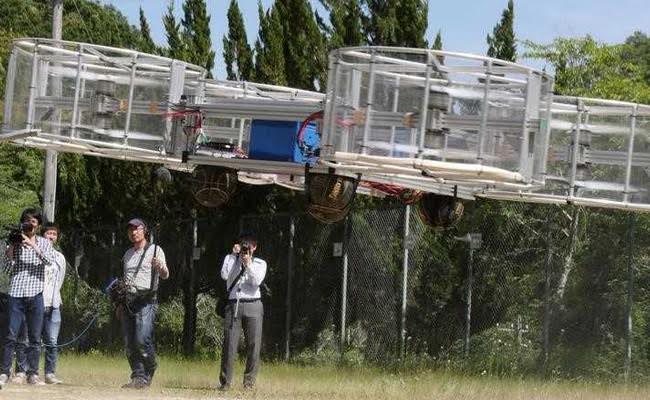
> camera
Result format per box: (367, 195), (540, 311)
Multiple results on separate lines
(4, 222), (32, 245)
(240, 243), (251, 256)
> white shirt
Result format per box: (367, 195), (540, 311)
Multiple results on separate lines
(123, 244), (167, 291)
(43, 250), (66, 308)
(221, 253), (267, 300)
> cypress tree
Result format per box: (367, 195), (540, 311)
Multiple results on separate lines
(395, 0), (428, 47)
(163, 0), (185, 60)
(181, 0), (216, 76)
(275, 0), (327, 91)
(363, 0), (428, 47)
(138, 7), (157, 54)
(223, 0), (254, 81)
(327, 0), (364, 49)
(486, 0), (516, 62)
(254, 1), (287, 85)
(432, 30), (443, 50)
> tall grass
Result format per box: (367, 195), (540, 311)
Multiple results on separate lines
(3, 353), (650, 399)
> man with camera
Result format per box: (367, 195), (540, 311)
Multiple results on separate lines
(118, 218), (168, 389)
(0, 208), (55, 388)
(218, 234), (267, 391)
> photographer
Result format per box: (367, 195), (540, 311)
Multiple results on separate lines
(119, 218), (168, 389)
(0, 208), (55, 388)
(218, 234), (267, 391)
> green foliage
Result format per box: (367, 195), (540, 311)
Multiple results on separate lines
(362, 0), (428, 47)
(275, 0), (328, 91)
(163, 1), (186, 60)
(223, 0), (254, 81)
(523, 36), (650, 102)
(254, 1), (287, 85)
(138, 7), (158, 55)
(622, 31), (650, 84)
(181, 0), (215, 76)
(432, 30), (443, 50)
(486, 0), (516, 62)
(321, 0), (364, 49)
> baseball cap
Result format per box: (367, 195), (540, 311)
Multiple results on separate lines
(127, 218), (147, 229)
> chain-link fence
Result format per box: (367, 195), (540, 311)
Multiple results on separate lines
(8, 199), (650, 382)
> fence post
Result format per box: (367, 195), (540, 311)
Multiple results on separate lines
(542, 213), (553, 371)
(182, 211), (198, 355)
(340, 216), (350, 357)
(400, 205), (411, 359)
(624, 213), (636, 382)
(284, 215), (295, 361)
(456, 233), (481, 359)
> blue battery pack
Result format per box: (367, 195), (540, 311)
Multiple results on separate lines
(248, 120), (319, 164)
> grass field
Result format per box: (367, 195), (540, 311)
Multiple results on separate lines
(1, 353), (649, 399)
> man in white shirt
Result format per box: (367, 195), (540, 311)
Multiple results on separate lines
(218, 234), (267, 391)
(41, 223), (65, 385)
(119, 218), (169, 389)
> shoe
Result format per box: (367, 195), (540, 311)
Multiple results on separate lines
(121, 377), (148, 389)
(27, 374), (45, 385)
(217, 384), (230, 392)
(0, 374), (8, 389)
(243, 382), (255, 390)
(11, 372), (26, 384)
(45, 373), (63, 385)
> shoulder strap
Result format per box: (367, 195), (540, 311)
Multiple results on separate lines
(128, 243), (151, 283)
(226, 258), (246, 296)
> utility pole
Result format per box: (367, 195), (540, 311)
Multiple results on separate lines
(44, 0), (62, 222)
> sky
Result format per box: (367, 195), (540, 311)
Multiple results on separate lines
(99, 0), (649, 79)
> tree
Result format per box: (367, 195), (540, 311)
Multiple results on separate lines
(223, 0), (254, 81)
(432, 30), (443, 50)
(181, 0), (215, 77)
(275, 0), (327, 91)
(362, 0), (428, 47)
(254, 2), (287, 85)
(138, 7), (157, 54)
(486, 0), (516, 62)
(622, 31), (650, 83)
(321, 0), (364, 49)
(524, 36), (650, 102)
(163, 0), (185, 60)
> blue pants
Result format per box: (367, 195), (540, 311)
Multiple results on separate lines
(2, 293), (44, 376)
(120, 300), (158, 382)
(0, 294), (26, 373)
(42, 307), (62, 375)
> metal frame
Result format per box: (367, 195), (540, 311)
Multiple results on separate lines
(4, 38), (650, 212)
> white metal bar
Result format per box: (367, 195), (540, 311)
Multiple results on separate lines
(476, 60), (492, 163)
(418, 53), (433, 159)
(2, 48), (17, 130)
(623, 105), (638, 202)
(70, 44), (83, 137)
(123, 54), (138, 146)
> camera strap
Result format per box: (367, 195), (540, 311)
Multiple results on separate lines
(227, 263), (246, 298)
(125, 243), (151, 288)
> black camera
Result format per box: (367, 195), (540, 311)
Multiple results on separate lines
(4, 222), (31, 245)
(240, 243), (251, 256)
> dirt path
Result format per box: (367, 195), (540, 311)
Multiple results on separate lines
(1, 384), (234, 400)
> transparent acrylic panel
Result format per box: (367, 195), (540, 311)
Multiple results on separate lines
(5, 49), (34, 131)
(326, 47), (551, 184)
